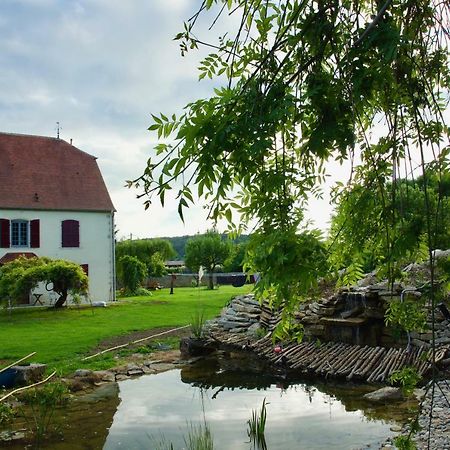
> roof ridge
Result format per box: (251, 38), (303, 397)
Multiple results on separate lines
(0, 131), (97, 159)
(0, 131), (60, 141)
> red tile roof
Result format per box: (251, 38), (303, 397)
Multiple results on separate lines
(0, 132), (115, 212)
(0, 252), (37, 265)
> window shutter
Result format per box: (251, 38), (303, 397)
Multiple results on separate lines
(0, 219), (10, 248)
(30, 219), (40, 248)
(80, 264), (89, 276)
(62, 220), (80, 248)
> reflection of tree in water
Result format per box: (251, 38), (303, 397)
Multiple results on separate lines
(180, 354), (418, 423)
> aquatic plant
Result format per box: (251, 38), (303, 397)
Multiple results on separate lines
(0, 402), (15, 425)
(247, 398), (268, 449)
(151, 434), (174, 450)
(191, 309), (206, 339)
(184, 422), (214, 450)
(20, 381), (68, 443)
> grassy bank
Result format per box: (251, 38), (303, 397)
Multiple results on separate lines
(0, 285), (252, 374)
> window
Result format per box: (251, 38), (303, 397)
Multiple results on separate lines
(11, 220), (29, 247)
(0, 219), (39, 248)
(62, 220), (80, 248)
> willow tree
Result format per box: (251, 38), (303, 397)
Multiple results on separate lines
(130, 1), (449, 314)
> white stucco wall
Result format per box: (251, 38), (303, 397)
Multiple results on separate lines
(0, 209), (115, 304)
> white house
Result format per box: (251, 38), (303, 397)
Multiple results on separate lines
(0, 132), (116, 305)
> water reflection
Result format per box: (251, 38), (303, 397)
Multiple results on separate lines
(103, 354), (413, 450)
(0, 353), (418, 449)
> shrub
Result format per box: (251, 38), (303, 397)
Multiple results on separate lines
(118, 255), (147, 295)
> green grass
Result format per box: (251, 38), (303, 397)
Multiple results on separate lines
(0, 285), (252, 374)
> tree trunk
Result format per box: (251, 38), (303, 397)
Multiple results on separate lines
(208, 268), (214, 290)
(53, 290), (68, 308)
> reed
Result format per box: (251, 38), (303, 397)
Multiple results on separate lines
(184, 422), (214, 450)
(247, 398), (268, 449)
(190, 309), (206, 339)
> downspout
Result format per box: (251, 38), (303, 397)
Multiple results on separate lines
(111, 211), (116, 302)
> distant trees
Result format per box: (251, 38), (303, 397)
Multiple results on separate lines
(0, 256), (88, 308)
(115, 238), (176, 277)
(185, 231), (232, 289)
(329, 170), (450, 279)
(223, 242), (247, 273)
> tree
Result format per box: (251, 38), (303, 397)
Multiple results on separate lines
(185, 231), (232, 289)
(117, 255), (147, 295)
(0, 256), (88, 308)
(116, 238), (176, 275)
(223, 242), (247, 273)
(129, 1), (449, 311)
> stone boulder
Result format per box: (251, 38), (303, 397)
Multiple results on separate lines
(363, 387), (403, 402)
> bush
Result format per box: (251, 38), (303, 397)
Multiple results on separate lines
(0, 256), (88, 308)
(118, 255), (147, 295)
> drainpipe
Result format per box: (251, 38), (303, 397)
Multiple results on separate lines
(111, 212), (116, 302)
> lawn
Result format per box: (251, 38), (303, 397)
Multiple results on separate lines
(0, 285), (252, 374)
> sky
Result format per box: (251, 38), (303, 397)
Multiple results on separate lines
(0, 0), (351, 240)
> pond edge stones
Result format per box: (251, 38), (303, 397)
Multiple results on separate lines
(204, 294), (262, 337)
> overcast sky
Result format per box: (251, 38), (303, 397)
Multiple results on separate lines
(1, 0), (350, 240)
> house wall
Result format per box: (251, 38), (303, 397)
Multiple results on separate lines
(0, 209), (115, 304)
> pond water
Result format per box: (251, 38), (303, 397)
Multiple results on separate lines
(2, 354), (418, 449)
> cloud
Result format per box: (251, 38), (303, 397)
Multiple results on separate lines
(0, 0), (359, 238)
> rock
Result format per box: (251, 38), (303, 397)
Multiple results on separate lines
(115, 374), (130, 381)
(180, 337), (215, 358)
(220, 321), (249, 330)
(0, 430), (26, 442)
(363, 387), (403, 402)
(362, 307), (385, 319)
(247, 322), (262, 338)
(146, 363), (176, 372)
(78, 383), (119, 402)
(12, 363), (46, 385)
(413, 388), (426, 401)
(93, 370), (116, 382)
(302, 315), (320, 324)
(74, 369), (94, 378)
(127, 368), (144, 376)
(92, 301), (107, 307)
(224, 307), (237, 316)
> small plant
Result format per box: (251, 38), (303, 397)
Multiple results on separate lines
(247, 398), (268, 449)
(151, 434), (175, 450)
(191, 309), (206, 339)
(389, 367), (421, 396)
(394, 434), (417, 450)
(0, 402), (15, 425)
(184, 422), (214, 450)
(20, 381), (69, 442)
(272, 316), (304, 344)
(385, 299), (427, 335)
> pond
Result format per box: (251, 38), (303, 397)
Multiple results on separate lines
(2, 353), (418, 449)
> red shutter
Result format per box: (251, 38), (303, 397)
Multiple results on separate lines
(80, 264), (89, 276)
(62, 220), (80, 248)
(30, 219), (40, 248)
(0, 219), (10, 248)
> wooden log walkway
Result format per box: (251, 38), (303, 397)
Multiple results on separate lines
(206, 330), (447, 383)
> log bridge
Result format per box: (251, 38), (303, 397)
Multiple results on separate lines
(205, 330), (448, 383)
